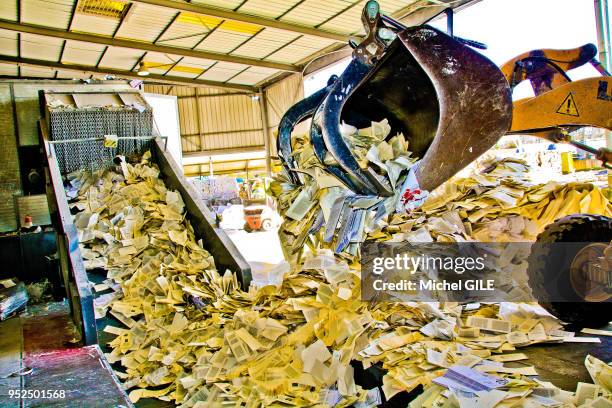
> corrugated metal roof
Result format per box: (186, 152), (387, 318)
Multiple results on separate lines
(98, 47), (144, 70)
(237, 0), (302, 19)
(114, 3), (177, 42)
(266, 36), (335, 63)
(0, 62), (18, 76)
(22, 0), (73, 29)
(180, 56), (217, 68)
(0, 2), (18, 21)
(0, 29), (18, 57)
(318, 2), (364, 33)
(142, 52), (180, 75)
(55, 69), (92, 79)
(0, 0), (427, 88)
(227, 70), (270, 85)
(164, 69), (196, 78)
(319, 0), (415, 34)
(70, 13), (120, 36)
(62, 40), (106, 65)
(195, 27), (259, 54)
(190, 0), (245, 11)
(20, 33), (64, 61)
(20, 66), (56, 77)
(198, 61), (250, 82)
(156, 16), (212, 48)
(280, 0), (356, 28)
(231, 28), (300, 59)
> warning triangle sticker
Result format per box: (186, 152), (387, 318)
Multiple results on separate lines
(556, 93), (579, 117)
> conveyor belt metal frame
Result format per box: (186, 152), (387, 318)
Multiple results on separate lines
(39, 90), (251, 346)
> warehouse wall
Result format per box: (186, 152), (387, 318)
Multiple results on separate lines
(0, 80), (135, 232)
(144, 85), (264, 155)
(0, 84), (21, 232)
(144, 73), (304, 161)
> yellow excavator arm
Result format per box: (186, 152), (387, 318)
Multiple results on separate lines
(500, 44), (602, 94)
(502, 44), (612, 167)
(510, 77), (612, 132)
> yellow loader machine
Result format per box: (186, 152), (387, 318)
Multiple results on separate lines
(278, 1), (612, 327)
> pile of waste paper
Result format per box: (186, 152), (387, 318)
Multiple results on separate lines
(375, 158), (612, 244)
(270, 119), (612, 264)
(68, 150), (611, 407)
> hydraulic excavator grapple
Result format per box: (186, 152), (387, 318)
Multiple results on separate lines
(277, 1), (612, 327)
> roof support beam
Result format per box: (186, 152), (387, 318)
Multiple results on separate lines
(183, 165), (266, 177)
(0, 19), (299, 72)
(183, 145), (265, 159)
(130, 0), (350, 42)
(177, 92), (241, 98)
(0, 55), (258, 92)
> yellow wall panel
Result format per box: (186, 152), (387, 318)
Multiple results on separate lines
(144, 72), (302, 166)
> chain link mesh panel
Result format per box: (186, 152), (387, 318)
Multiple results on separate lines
(48, 108), (154, 174)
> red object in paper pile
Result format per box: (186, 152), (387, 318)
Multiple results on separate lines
(401, 188), (422, 205)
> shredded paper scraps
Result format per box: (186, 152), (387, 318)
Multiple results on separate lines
(68, 133), (611, 406)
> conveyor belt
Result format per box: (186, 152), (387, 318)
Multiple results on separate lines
(40, 90), (250, 346)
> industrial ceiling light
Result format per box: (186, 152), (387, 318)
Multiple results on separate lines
(137, 62), (150, 76)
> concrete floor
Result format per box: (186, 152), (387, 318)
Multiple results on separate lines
(224, 228), (285, 265)
(225, 228), (288, 287)
(520, 325), (612, 391)
(0, 302), (131, 407)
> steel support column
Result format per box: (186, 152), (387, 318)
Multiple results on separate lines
(594, 0), (612, 197)
(258, 89), (272, 176)
(194, 88), (205, 151)
(595, 0), (611, 71)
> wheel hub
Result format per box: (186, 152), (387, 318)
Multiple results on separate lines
(569, 242), (612, 302)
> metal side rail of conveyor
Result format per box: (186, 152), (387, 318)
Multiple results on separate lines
(38, 90), (250, 346)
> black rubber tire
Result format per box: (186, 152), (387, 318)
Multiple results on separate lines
(527, 214), (612, 328)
